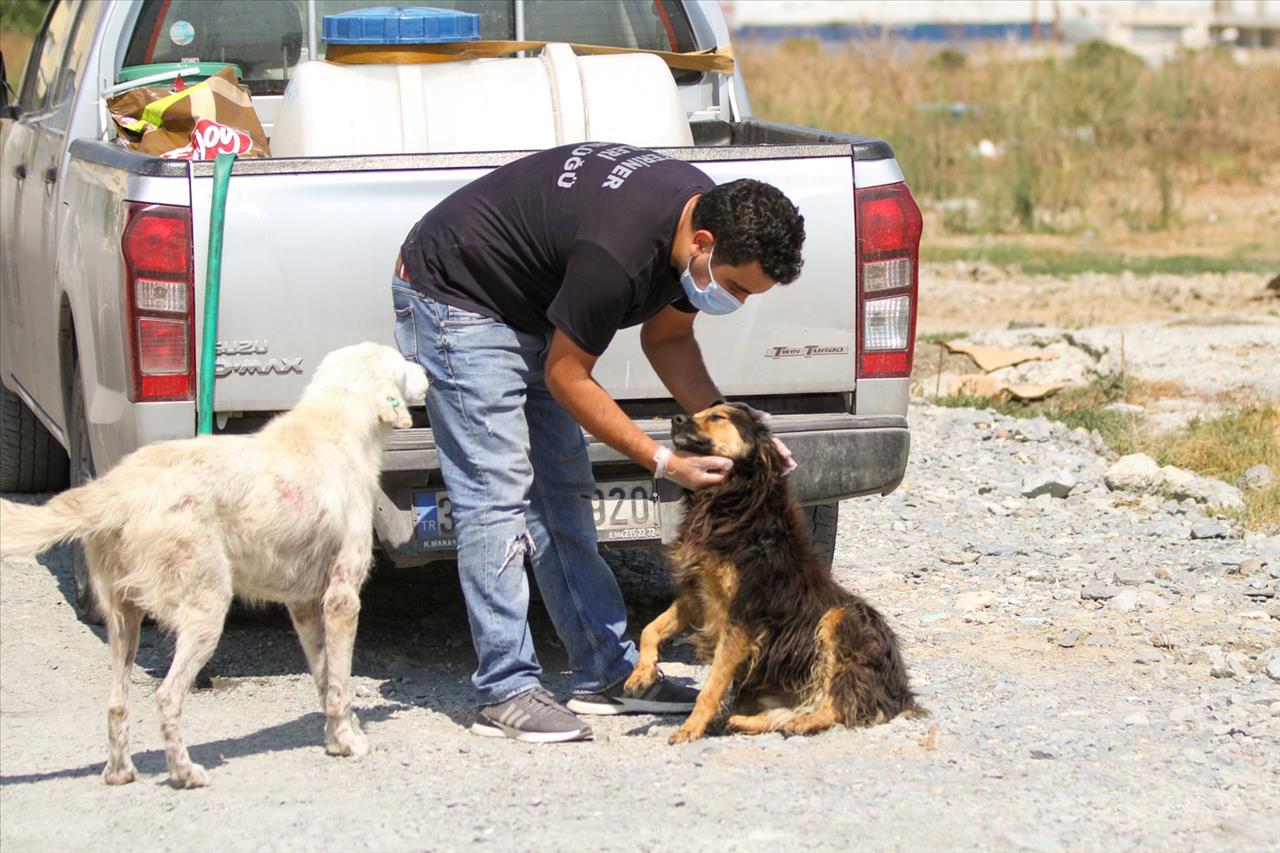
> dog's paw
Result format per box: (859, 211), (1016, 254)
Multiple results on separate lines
(668, 724), (705, 745)
(780, 718), (831, 737)
(344, 729), (372, 759)
(325, 735), (363, 757)
(101, 763), (137, 785)
(624, 664), (659, 694)
(171, 762), (209, 789)
(326, 736), (371, 758)
(326, 713), (371, 758)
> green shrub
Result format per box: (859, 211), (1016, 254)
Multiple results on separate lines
(929, 48), (967, 72)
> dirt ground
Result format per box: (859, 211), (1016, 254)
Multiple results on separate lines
(2, 270), (1277, 851)
(3, 391), (1278, 851)
(916, 264), (1277, 337)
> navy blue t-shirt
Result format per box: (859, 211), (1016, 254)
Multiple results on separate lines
(400, 142), (712, 356)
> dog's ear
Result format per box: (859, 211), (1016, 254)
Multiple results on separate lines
(746, 416), (786, 479)
(754, 431), (785, 478)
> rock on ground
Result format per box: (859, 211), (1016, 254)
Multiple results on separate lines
(1240, 464), (1277, 493)
(1105, 454), (1246, 511)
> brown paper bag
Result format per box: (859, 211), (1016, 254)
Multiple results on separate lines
(107, 67), (270, 159)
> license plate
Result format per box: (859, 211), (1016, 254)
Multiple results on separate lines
(411, 479), (659, 548)
(591, 479), (660, 542)
(411, 490), (458, 549)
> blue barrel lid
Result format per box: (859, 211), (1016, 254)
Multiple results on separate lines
(323, 6), (481, 45)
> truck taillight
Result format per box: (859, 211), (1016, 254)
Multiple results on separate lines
(122, 203), (195, 402)
(855, 183), (922, 379)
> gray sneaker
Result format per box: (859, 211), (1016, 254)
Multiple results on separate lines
(471, 686), (593, 743)
(566, 672), (699, 716)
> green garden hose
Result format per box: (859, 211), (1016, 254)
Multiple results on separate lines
(197, 151), (236, 435)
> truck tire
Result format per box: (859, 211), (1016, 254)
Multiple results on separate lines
(802, 502), (839, 565)
(0, 383), (70, 494)
(67, 368), (103, 624)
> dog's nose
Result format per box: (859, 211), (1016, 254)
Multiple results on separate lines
(672, 414), (689, 427)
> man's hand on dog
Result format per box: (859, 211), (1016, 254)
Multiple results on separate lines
(739, 404), (798, 474)
(664, 449), (735, 489)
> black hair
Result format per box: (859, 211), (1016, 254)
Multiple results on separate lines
(693, 179), (806, 284)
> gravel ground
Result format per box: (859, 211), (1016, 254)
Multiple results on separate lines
(3, 396), (1278, 852)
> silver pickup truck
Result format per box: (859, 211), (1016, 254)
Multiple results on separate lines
(0, 0), (922, 618)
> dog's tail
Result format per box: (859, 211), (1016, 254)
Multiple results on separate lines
(0, 486), (107, 558)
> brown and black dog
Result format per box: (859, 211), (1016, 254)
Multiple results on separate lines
(625, 403), (922, 744)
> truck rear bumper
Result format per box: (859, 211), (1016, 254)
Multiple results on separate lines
(374, 413), (908, 565)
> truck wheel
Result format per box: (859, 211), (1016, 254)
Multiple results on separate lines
(802, 502), (839, 565)
(67, 368), (103, 624)
(0, 383), (70, 493)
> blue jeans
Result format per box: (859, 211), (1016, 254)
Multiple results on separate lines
(392, 277), (637, 705)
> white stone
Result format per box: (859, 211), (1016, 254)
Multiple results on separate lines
(1105, 453), (1160, 492)
(1191, 478), (1246, 511)
(1110, 589), (1139, 612)
(1135, 590), (1170, 610)
(1239, 463), (1276, 492)
(955, 591), (997, 611)
(1157, 465), (1197, 495)
(1210, 650), (1249, 679)
(1160, 465), (1246, 510)
(1021, 469), (1077, 499)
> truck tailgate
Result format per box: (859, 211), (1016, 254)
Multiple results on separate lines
(190, 148), (857, 412)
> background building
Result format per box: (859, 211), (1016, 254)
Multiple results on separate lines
(721, 0), (1280, 63)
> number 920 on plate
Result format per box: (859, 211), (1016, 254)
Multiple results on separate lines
(591, 479), (660, 542)
(411, 479), (660, 548)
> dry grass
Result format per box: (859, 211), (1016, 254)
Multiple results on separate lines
(1124, 380), (1195, 408)
(1148, 403), (1278, 483)
(738, 39), (1280, 249)
(1145, 404), (1280, 528)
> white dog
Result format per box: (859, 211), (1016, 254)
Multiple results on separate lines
(0, 342), (428, 788)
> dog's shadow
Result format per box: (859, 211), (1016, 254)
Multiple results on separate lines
(0, 705), (406, 787)
(32, 539), (696, 731)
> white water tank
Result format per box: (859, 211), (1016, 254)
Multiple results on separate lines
(269, 43), (693, 157)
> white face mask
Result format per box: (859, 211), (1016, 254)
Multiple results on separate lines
(679, 245), (743, 315)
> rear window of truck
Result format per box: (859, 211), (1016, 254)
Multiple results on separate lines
(122, 0), (701, 96)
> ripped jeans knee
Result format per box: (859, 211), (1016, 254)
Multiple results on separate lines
(498, 530), (537, 575)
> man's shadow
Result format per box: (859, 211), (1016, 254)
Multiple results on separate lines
(362, 548), (698, 727)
